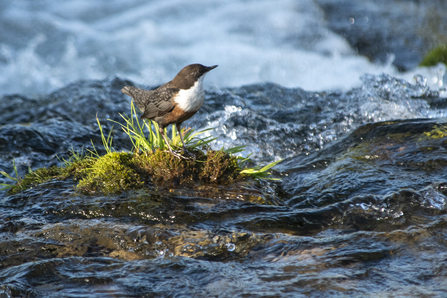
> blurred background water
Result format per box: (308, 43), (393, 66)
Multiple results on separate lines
(0, 0), (445, 95)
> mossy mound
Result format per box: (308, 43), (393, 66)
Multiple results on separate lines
(133, 149), (240, 185)
(76, 149), (244, 194)
(420, 44), (447, 67)
(8, 149), (247, 196)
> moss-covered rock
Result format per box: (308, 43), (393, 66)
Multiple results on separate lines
(133, 150), (203, 185)
(199, 150), (240, 182)
(133, 149), (242, 186)
(6, 148), (251, 196)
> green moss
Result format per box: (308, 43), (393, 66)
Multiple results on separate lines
(200, 150), (240, 182)
(133, 149), (241, 186)
(8, 166), (64, 195)
(3, 147), (267, 196)
(418, 125), (447, 140)
(134, 150), (198, 184)
(77, 152), (143, 195)
(420, 45), (447, 67)
(73, 149), (244, 195)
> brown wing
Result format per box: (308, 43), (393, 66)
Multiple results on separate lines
(121, 86), (178, 119)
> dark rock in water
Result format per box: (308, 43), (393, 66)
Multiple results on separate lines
(316, 0), (447, 70)
(281, 118), (447, 208)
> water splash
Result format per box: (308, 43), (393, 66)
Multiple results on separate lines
(193, 73), (445, 163)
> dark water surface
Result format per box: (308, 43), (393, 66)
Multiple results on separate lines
(1, 75), (447, 297)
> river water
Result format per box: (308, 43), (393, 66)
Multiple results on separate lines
(2, 1), (447, 297)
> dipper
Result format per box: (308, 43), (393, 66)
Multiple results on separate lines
(121, 64), (218, 158)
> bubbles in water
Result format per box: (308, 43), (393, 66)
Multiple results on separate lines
(414, 74), (429, 97)
(421, 186), (447, 210)
(226, 243), (236, 252)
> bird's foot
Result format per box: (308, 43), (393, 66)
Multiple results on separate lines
(182, 148), (196, 160)
(164, 150), (185, 160)
(164, 149), (195, 160)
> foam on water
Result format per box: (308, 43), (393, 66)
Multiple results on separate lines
(0, 0), (444, 96)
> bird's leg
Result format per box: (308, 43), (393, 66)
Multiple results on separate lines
(159, 127), (184, 159)
(176, 123), (195, 159)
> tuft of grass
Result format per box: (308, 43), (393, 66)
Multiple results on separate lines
(0, 159), (25, 192)
(240, 159), (282, 180)
(109, 101), (217, 153)
(110, 101), (163, 152)
(420, 45), (447, 67)
(89, 116), (114, 157)
(61, 151), (96, 181)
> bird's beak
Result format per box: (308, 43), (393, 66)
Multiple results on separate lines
(206, 65), (218, 72)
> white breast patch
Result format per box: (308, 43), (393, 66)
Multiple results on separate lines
(174, 75), (206, 112)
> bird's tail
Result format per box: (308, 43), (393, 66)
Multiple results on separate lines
(121, 86), (139, 97)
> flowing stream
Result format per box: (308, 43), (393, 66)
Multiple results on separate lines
(2, 0), (447, 297)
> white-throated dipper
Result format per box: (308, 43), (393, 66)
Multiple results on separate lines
(121, 64), (218, 158)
